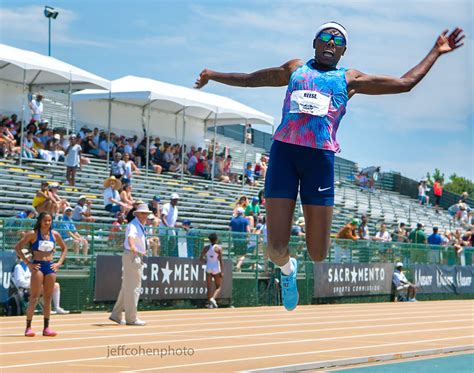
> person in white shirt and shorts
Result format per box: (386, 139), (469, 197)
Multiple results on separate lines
(199, 233), (224, 308)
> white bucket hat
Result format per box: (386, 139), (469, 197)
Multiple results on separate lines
(133, 204), (152, 216)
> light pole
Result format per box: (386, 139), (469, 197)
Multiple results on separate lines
(44, 6), (59, 56)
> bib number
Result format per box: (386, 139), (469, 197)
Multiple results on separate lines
(38, 240), (54, 252)
(289, 90), (331, 117)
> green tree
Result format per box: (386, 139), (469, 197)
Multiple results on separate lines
(443, 173), (474, 196)
(426, 168), (445, 185)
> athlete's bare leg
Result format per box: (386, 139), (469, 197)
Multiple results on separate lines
(266, 198), (296, 266)
(302, 205), (333, 262)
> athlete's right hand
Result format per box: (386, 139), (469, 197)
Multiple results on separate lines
(195, 69), (211, 89)
(28, 262), (40, 271)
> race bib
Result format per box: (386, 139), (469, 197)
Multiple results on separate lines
(289, 90), (331, 117)
(38, 240), (54, 252)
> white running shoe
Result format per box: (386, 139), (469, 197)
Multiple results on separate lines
(210, 298), (218, 308)
(126, 319), (147, 326)
(55, 307), (70, 314)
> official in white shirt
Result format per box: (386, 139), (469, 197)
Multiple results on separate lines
(110, 204), (151, 326)
(392, 262), (417, 302)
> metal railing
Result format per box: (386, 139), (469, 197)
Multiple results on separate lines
(1, 218), (472, 268)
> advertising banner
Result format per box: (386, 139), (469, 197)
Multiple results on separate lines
(314, 262), (395, 298)
(0, 251), (16, 303)
(413, 264), (474, 294)
(94, 255), (232, 301)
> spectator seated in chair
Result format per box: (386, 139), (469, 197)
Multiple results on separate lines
(392, 262), (417, 302)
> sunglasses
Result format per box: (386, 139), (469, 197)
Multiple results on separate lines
(317, 32), (346, 46)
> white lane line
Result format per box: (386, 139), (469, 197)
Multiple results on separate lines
(1, 311), (470, 345)
(124, 337), (474, 372)
(3, 306), (472, 332)
(1, 302), (471, 325)
(241, 345), (474, 372)
(1, 318), (471, 356)
(2, 334), (471, 370)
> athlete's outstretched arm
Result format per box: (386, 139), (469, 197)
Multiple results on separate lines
(195, 59), (303, 89)
(346, 28), (465, 97)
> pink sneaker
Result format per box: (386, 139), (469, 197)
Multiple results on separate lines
(24, 327), (35, 337)
(42, 327), (57, 337)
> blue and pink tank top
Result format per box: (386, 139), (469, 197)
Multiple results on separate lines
(273, 59), (348, 152)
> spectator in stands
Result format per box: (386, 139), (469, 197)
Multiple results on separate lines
(433, 178), (443, 214)
(258, 188), (266, 207)
(394, 222), (408, 242)
(244, 162), (256, 186)
(146, 214), (160, 257)
(57, 207), (89, 257)
(72, 196), (96, 223)
(109, 212), (127, 243)
(64, 135), (82, 186)
(194, 155), (210, 179)
(148, 195), (161, 220)
(187, 148), (200, 175)
(445, 230), (464, 261)
(223, 155), (239, 183)
(392, 262), (417, 302)
(358, 215), (371, 240)
(229, 207), (250, 271)
(245, 197), (261, 225)
(210, 153), (230, 183)
(32, 181), (57, 216)
(361, 166), (380, 192)
(162, 144), (181, 173)
(373, 223), (391, 242)
(103, 176), (127, 215)
(233, 196), (249, 216)
(180, 219), (199, 258)
(48, 183), (70, 215)
(110, 152), (126, 180)
(83, 132), (102, 158)
(336, 219), (360, 240)
(461, 229), (473, 248)
(99, 133), (116, 159)
(427, 226), (443, 262)
(291, 217), (306, 237)
(409, 223), (427, 244)
(126, 200), (144, 224)
(199, 232), (224, 308)
(22, 131), (38, 159)
(428, 227), (443, 245)
(418, 180), (430, 206)
(12, 259), (69, 314)
(122, 152), (140, 184)
(120, 183), (135, 212)
(0, 120), (19, 158)
(160, 193), (179, 234)
(29, 93), (43, 122)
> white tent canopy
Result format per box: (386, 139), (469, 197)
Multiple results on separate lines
(72, 75), (274, 127)
(0, 43), (110, 90)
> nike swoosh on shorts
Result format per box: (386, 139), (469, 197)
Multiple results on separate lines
(318, 186), (331, 192)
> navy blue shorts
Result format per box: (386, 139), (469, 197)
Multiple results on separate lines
(265, 140), (335, 206)
(33, 260), (56, 276)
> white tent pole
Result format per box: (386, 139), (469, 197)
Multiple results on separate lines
(19, 68), (27, 166)
(242, 120), (248, 190)
(210, 110), (218, 189)
(106, 90), (112, 172)
(145, 98), (151, 177)
(67, 71), (72, 132)
(180, 108), (186, 181)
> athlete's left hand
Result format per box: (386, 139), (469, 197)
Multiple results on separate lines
(435, 28), (465, 54)
(51, 262), (60, 272)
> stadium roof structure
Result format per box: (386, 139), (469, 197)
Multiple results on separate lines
(72, 75), (274, 127)
(0, 43), (110, 90)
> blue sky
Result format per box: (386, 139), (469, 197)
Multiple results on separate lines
(1, 0), (472, 181)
